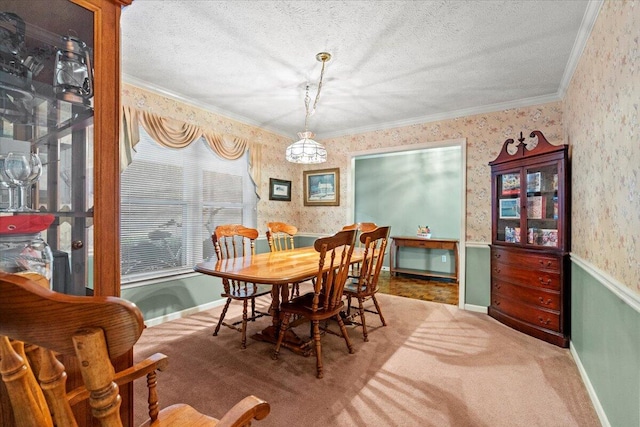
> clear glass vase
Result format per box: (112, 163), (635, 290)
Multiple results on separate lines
(0, 232), (54, 283)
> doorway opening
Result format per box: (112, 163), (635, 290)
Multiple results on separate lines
(348, 138), (466, 307)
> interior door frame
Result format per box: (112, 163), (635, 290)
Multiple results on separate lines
(347, 138), (467, 309)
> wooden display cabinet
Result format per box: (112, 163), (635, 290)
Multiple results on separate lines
(488, 130), (570, 347)
(0, 0), (131, 425)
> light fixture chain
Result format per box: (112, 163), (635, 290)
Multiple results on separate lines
(310, 58), (327, 115)
(304, 84), (311, 131)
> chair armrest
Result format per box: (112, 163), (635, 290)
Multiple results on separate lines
(216, 395), (270, 427)
(67, 352), (169, 406)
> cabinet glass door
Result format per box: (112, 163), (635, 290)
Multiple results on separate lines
(495, 170), (522, 243)
(524, 164), (559, 247)
(0, 1), (94, 295)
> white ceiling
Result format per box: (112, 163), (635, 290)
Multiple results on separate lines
(120, 1), (601, 140)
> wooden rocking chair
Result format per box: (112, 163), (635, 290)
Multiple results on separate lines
(0, 272), (270, 426)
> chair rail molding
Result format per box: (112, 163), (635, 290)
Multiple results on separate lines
(571, 253), (640, 314)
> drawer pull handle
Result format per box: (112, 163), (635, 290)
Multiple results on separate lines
(538, 297), (552, 305)
(493, 300), (501, 306)
(538, 277), (552, 285)
(495, 283), (501, 290)
(539, 259), (552, 267)
(494, 253), (501, 259)
(538, 317), (551, 325)
(494, 268), (501, 273)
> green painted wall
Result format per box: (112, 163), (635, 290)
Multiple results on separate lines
(465, 246), (491, 307)
(122, 236), (312, 321)
(354, 146), (462, 274)
(122, 274), (224, 321)
(571, 262), (640, 427)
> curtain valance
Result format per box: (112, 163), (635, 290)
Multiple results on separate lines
(120, 106), (262, 196)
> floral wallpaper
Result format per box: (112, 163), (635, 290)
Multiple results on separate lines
(122, 0), (638, 296)
(310, 105), (563, 240)
(563, 0), (639, 293)
(122, 89), (564, 248)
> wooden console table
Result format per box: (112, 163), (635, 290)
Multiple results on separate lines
(389, 236), (459, 282)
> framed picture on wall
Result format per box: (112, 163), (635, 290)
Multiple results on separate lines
(269, 178), (291, 201)
(303, 168), (340, 206)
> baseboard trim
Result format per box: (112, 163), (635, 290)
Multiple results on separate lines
(464, 304), (487, 313)
(570, 341), (610, 427)
(144, 299), (226, 327)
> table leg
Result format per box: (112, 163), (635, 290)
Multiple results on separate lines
(251, 283), (311, 356)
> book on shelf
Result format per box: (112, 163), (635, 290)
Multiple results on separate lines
(553, 196), (558, 219)
(528, 227), (540, 245)
(504, 226), (521, 243)
(527, 195), (545, 219)
(501, 173), (520, 195)
(527, 172), (541, 193)
(541, 229), (558, 247)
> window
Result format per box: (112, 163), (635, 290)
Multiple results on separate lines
(120, 128), (257, 285)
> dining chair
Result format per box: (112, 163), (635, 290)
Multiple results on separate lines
(341, 222), (378, 278)
(212, 224), (272, 349)
(272, 229), (357, 379)
(266, 221), (304, 298)
(0, 272), (270, 427)
(343, 226), (391, 341)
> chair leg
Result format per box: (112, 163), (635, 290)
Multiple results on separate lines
(250, 297), (256, 321)
(213, 298), (232, 336)
(358, 297), (369, 342)
(272, 313), (291, 360)
(335, 315), (354, 355)
(312, 320), (324, 379)
(371, 294), (387, 326)
(240, 299), (248, 349)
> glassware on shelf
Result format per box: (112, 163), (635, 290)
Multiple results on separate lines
(0, 156), (18, 212)
(3, 152), (42, 212)
(0, 214), (54, 283)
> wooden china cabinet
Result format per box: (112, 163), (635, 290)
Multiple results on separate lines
(488, 130), (570, 348)
(0, 0), (131, 425)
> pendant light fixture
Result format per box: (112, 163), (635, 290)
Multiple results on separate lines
(285, 52), (331, 164)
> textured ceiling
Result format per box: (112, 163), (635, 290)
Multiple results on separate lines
(120, 1), (600, 140)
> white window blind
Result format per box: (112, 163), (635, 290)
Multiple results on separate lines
(120, 128), (257, 285)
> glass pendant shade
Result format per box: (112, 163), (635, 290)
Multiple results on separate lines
(285, 131), (327, 164)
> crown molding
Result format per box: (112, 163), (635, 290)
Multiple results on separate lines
(557, 0), (604, 99)
(316, 93), (561, 140)
(122, 74), (290, 139)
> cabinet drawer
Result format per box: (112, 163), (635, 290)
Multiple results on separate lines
(492, 262), (561, 291)
(492, 247), (560, 271)
(492, 279), (560, 310)
(492, 296), (560, 332)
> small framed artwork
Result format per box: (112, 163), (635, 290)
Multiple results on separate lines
(499, 198), (520, 219)
(501, 173), (520, 195)
(269, 178), (291, 201)
(303, 168), (340, 206)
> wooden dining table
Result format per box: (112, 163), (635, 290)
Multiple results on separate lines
(194, 246), (364, 355)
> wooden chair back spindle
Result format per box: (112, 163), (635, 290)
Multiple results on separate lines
(266, 222), (297, 252)
(210, 225), (271, 349)
(266, 222), (303, 297)
(343, 226), (391, 341)
(273, 229), (357, 378)
(0, 273), (271, 426)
